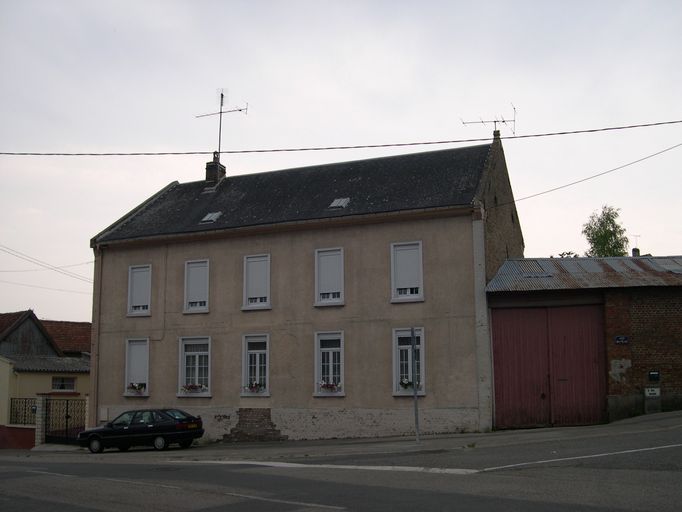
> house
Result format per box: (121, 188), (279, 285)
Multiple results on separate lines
(0, 310), (90, 448)
(89, 131), (524, 441)
(487, 255), (682, 428)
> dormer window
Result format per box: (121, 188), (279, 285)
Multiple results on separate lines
(328, 198), (350, 209)
(200, 211), (222, 224)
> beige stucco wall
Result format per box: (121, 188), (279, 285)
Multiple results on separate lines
(14, 372), (89, 398)
(0, 357), (13, 425)
(93, 214), (486, 440)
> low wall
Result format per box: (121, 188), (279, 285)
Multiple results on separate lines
(0, 425), (35, 449)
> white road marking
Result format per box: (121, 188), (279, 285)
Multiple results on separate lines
(102, 477), (182, 489)
(481, 443), (682, 472)
(221, 491), (346, 510)
(182, 459), (479, 475)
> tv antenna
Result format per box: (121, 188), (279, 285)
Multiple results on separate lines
(195, 89), (248, 160)
(461, 104), (516, 135)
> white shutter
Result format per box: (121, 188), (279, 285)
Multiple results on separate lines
(318, 249), (342, 296)
(127, 340), (148, 384)
(186, 260), (208, 309)
(128, 265), (150, 313)
(394, 243), (421, 289)
(246, 256), (269, 298)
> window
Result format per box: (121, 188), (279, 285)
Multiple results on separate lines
(52, 376), (76, 391)
(315, 248), (344, 306)
(242, 334), (269, 395)
(127, 265), (151, 316)
(392, 327), (425, 396)
(243, 254), (271, 310)
(184, 260), (209, 313)
(391, 242), (423, 302)
(178, 337), (210, 395)
(314, 331), (344, 396)
(125, 338), (149, 395)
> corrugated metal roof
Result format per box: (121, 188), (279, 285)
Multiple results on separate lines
(487, 256), (682, 293)
(9, 355), (90, 373)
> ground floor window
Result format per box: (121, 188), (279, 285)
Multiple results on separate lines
(393, 327), (425, 396)
(52, 376), (76, 391)
(315, 331), (344, 396)
(179, 337), (210, 395)
(242, 334), (269, 395)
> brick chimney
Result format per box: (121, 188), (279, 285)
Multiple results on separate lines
(205, 151), (226, 183)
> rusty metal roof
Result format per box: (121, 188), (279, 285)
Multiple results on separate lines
(487, 256), (682, 293)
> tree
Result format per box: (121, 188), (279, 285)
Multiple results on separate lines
(582, 205), (629, 257)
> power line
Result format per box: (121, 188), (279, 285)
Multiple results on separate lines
(0, 244), (93, 283)
(0, 279), (92, 295)
(497, 140), (682, 208)
(0, 260), (94, 273)
(1, 119), (681, 157)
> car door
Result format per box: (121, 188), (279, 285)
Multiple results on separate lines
(109, 411), (136, 444)
(129, 410), (156, 445)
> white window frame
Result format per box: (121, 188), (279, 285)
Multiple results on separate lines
(124, 338), (149, 396)
(390, 241), (424, 303)
(392, 327), (425, 396)
(51, 376), (76, 392)
(184, 259), (209, 313)
(314, 331), (345, 397)
(241, 334), (270, 396)
(242, 254), (271, 310)
(127, 264), (151, 316)
(314, 248), (345, 306)
(177, 337), (211, 397)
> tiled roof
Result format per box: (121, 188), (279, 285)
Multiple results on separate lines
(10, 355), (90, 373)
(93, 144), (492, 245)
(41, 320), (91, 353)
(487, 256), (682, 293)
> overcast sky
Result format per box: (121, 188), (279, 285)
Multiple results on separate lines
(1, 0), (681, 322)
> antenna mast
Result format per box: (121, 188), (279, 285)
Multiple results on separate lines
(195, 90), (248, 161)
(461, 104), (517, 135)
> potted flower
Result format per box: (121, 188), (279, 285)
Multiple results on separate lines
(243, 381), (265, 393)
(127, 382), (146, 395)
(181, 383), (208, 393)
(319, 381), (342, 393)
(399, 378), (413, 389)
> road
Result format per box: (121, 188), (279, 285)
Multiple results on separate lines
(1, 411), (681, 511)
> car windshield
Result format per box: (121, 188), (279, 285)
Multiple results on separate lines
(164, 409), (191, 420)
(111, 411), (135, 428)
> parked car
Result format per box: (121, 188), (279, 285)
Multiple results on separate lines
(78, 408), (204, 453)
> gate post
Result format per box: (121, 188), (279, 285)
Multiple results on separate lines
(34, 396), (47, 447)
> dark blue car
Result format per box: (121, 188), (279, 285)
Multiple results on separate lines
(78, 408), (204, 453)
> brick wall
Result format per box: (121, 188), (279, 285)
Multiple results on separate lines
(605, 287), (682, 419)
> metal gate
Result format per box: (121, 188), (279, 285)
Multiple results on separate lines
(492, 305), (606, 429)
(44, 398), (86, 444)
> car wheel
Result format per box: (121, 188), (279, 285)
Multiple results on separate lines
(153, 436), (167, 451)
(88, 437), (103, 454)
(179, 439), (193, 449)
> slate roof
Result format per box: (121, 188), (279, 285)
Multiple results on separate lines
(10, 355), (90, 373)
(93, 144), (492, 245)
(487, 256), (682, 293)
(41, 320), (91, 354)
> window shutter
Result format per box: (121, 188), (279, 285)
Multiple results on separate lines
(129, 266), (150, 311)
(318, 250), (342, 295)
(394, 244), (421, 289)
(186, 261), (208, 305)
(246, 256), (269, 300)
(127, 340), (148, 384)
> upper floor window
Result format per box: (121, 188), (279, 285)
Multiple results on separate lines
(127, 265), (151, 316)
(52, 376), (76, 392)
(184, 260), (209, 313)
(242, 334), (269, 396)
(392, 327), (425, 396)
(178, 337), (210, 396)
(314, 331), (344, 396)
(315, 248), (344, 306)
(125, 338), (149, 396)
(243, 254), (271, 310)
(391, 241), (424, 302)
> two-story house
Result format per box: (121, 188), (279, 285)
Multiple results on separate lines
(89, 131), (524, 441)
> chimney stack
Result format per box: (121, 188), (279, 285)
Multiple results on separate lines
(632, 247), (640, 257)
(205, 151), (226, 183)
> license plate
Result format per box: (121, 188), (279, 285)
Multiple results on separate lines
(187, 423), (198, 429)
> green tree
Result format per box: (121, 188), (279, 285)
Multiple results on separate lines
(582, 205), (629, 257)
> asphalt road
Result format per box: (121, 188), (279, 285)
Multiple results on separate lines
(1, 411), (681, 511)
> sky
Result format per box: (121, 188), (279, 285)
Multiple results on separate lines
(1, 0), (681, 322)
